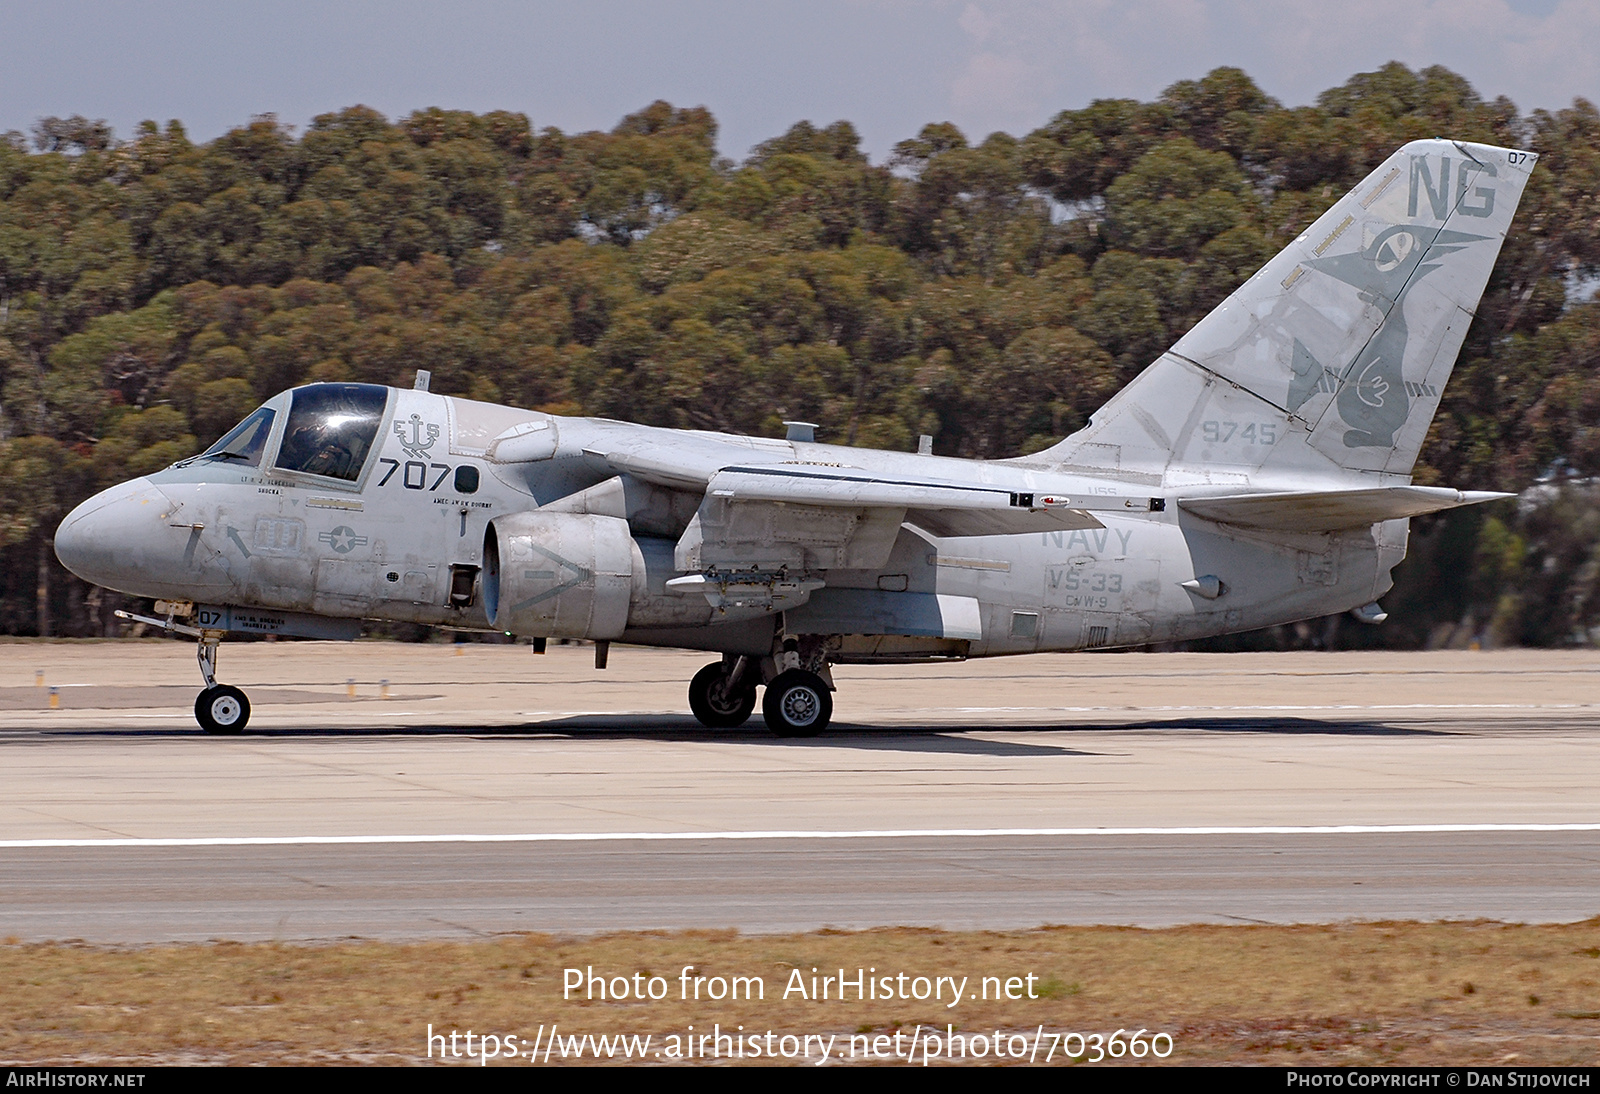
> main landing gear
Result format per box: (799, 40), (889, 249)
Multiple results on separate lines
(688, 657), (758, 728)
(194, 633), (250, 734)
(686, 645), (834, 737)
(762, 670), (832, 737)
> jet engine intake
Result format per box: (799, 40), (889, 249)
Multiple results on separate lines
(484, 511), (638, 639)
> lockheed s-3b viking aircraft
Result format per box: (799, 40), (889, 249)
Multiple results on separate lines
(55, 140), (1535, 736)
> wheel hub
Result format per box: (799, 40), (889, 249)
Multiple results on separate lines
(780, 687), (819, 726)
(708, 680), (743, 714)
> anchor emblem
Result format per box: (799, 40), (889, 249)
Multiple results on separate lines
(393, 414), (440, 460)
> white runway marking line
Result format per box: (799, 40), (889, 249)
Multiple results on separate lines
(5, 823), (1600, 849)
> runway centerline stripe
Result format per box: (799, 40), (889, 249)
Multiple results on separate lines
(5, 823), (1600, 849)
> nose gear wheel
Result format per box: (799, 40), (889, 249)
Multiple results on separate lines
(195, 684), (250, 735)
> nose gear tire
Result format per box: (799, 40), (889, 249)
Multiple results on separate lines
(195, 685), (250, 735)
(761, 670), (832, 737)
(689, 662), (758, 728)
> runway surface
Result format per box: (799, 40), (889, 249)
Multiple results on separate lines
(3, 641), (1599, 941)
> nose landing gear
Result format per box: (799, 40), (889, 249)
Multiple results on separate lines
(195, 683), (250, 734)
(194, 633), (250, 735)
(114, 606), (254, 735)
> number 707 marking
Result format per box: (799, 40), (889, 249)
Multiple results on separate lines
(378, 458), (452, 490)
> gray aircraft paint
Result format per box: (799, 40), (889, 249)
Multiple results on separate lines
(1046, 139), (1534, 482)
(1305, 223), (1488, 448)
(53, 140), (1536, 730)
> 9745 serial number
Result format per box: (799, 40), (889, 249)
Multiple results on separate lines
(1201, 420), (1277, 445)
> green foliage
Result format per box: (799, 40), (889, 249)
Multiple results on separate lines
(1103, 139), (1253, 259)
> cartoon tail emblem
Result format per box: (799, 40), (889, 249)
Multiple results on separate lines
(1038, 140), (1537, 480)
(1302, 222), (1489, 448)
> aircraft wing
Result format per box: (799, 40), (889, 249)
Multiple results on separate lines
(580, 440), (735, 491)
(1178, 486), (1511, 532)
(704, 467), (1106, 533)
(583, 440), (1164, 536)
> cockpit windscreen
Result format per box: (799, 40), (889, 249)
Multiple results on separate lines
(199, 405), (275, 467)
(274, 383), (389, 482)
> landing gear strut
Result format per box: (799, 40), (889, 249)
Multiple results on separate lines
(688, 657), (757, 728)
(686, 627), (837, 736)
(757, 631), (835, 737)
(112, 607), (255, 735)
(194, 633), (250, 734)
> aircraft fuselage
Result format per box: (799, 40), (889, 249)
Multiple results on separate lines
(57, 383), (1398, 662)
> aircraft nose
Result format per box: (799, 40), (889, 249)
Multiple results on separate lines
(55, 478), (180, 593)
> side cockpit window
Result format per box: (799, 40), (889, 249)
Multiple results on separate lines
(274, 383), (389, 482)
(199, 406), (276, 467)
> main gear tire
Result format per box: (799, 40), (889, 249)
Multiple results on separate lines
(195, 684), (250, 735)
(689, 662), (758, 728)
(761, 669), (832, 737)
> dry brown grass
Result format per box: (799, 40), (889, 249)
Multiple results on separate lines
(4, 922), (1600, 1066)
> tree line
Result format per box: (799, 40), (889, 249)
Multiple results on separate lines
(4, 63), (1600, 647)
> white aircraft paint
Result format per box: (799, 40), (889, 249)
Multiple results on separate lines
(54, 139), (1538, 736)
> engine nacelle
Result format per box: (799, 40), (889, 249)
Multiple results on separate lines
(484, 511), (638, 639)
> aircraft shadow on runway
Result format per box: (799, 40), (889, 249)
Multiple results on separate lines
(1054, 716), (1454, 736)
(28, 720), (1090, 757)
(25, 712), (1453, 754)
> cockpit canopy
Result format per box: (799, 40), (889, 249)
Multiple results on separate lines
(193, 383), (391, 483)
(273, 384), (388, 481)
(199, 405), (276, 467)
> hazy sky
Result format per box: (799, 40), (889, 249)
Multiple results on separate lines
(4, 0), (1597, 161)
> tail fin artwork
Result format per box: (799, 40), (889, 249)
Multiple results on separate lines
(1037, 140), (1537, 486)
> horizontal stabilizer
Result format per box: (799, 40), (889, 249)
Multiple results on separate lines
(1178, 486), (1511, 532)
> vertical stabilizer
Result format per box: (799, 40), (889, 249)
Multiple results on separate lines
(1036, 140), (1536, 484)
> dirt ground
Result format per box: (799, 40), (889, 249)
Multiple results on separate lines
(5, 922), (1600, 1066)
